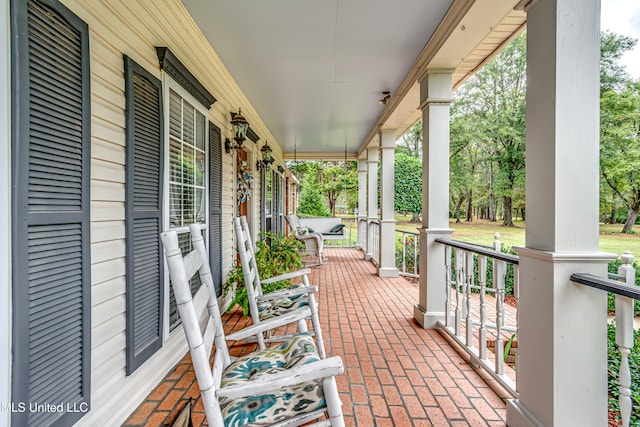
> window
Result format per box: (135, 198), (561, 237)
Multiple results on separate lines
(165, 80), (209, 329)
(168, 88), (207, 228)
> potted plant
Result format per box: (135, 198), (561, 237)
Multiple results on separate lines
(224, 231), (304, 316)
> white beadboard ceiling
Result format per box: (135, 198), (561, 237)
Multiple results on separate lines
(181, 0), (525, 159)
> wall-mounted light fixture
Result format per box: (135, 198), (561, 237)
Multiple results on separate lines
(256, 140), (274, 170)
(224, 108), (249, 153)
(378, 91), (391, 106)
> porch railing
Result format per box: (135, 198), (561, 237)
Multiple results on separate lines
(397, 229), (419, 278)
(571, 252), (639, 427)
(369, 219), (380, 265)
(435, 234), (520, 398)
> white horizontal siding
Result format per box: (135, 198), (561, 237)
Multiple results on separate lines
(52, 0), (282, 425)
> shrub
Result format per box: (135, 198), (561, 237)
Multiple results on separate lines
(225, 231), (304, 316)
(395, 235), (419, 273)
(607, 323), (640, 425)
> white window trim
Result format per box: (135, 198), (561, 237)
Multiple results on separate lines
(162, 75), (210, 339)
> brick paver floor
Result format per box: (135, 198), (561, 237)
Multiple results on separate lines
(124, 248), (510, 426)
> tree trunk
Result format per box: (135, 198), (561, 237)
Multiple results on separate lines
(489, 166), (496, 222)
(610, 204), (617, 225)
(410, 213), (420, 223)
(465, 190), (473, 222)
(622, 208), (638, 233)
(454, 198), (464, 223)
(502, 196), (514, 227)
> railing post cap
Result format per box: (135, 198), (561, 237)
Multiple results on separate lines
(494, 232), (500, 240)
(621, 251), (634, 265)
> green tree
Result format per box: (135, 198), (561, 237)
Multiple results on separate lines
(397, 121), (422, 158)
(297, 171), (331, 217)
(394, 152), (422, 222)
(599, 31), (639, 233)
(600, 80), (640, 233)
(451, 32), (527, 226)
(600, 31), (636, 92)
(320, 161), (358, 216)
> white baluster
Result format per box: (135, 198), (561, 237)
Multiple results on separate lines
(413, 235), (419, 276)
(444, 245), (452, 328)
(513, 263), (520, 384)
(617, 251), (635, 427)
(401, 233), (407, 273)
(494, 235), (505, 376)
(466, 251), (474, 346)
(455, 248), (464, 337)
(478, 255), (487, 360)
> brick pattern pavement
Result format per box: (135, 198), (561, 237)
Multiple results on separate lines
(123, 248), (509, 426)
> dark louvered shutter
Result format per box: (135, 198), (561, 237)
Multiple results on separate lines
(209, 123), (223, 296)
(124, 56), (164, 375)
(11, 0), (91, 425)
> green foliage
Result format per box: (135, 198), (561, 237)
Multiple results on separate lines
(607, 323), (640, 425)
(600, 79), (640, 233)
(394, 152), (422, 216)
(321, 162), (358, 216)
(226, 232), (304, 316)
(397, 121), (422, 158)
(395, 233), (419, 273)
(297, 171), (331, 217)
(607, 257), (640, 315)
(449, 32), (526, 225)
(601, 31), (637, 92)
(289, 160), (358, 217)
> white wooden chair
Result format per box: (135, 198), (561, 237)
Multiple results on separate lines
(285, 214), (325, 265)
(161, 224), (345, 427)
(234, 216), (327, 358)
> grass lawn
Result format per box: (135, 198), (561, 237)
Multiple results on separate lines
(394, 214), (640, 257)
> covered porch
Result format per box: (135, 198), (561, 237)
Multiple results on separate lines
(124, 247), (513, 426)
(1, 0), (626, 426)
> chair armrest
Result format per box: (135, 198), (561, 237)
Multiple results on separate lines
(217, 356), (344, 399)
(297, 233), (321, 241)
(226, 307), (312, 342)
(255, 285), (318, 302)
(261, 268), (311, 285)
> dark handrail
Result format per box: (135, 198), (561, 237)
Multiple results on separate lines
(571, 273), (640, 300)
(435, 238), (519, 264)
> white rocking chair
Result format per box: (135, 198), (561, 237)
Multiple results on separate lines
(233, 216), (326, 358)
(161, 224), (345, 427)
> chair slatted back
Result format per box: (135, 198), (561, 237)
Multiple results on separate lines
(161, 224), (230, 425)
(233, 217), (264, 316)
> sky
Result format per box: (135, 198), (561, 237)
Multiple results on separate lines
(601, 0), (640, 79)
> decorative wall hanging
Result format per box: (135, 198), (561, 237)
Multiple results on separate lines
(237, 161), (253, 203)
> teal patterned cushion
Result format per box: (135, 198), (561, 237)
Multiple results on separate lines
(219, 335), (326, 426)
(257, 292), (308, 321)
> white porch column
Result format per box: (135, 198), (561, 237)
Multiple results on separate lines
(506, 1), (611, 426)
(414, 70), (454, 328)
(378, 130), (399, 277)
(1, 0), (11, 425)
(356, 159), (367, 252)
(365, 147), (378, 261)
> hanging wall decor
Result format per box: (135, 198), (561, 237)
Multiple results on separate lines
(237, 160), (253, 203)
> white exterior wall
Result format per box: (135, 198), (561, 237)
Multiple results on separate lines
(27, 1), (281, 425)
(1, 0), (11, 425)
